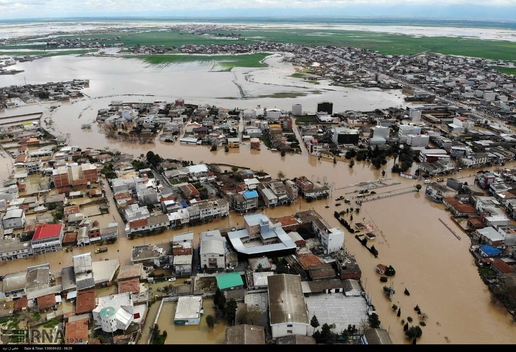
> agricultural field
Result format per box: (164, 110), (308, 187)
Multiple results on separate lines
(227, 28), (516, 61)
(127, 53), (270, 69)
(492, 66), (516, 75)
(3, 24), (516, 64)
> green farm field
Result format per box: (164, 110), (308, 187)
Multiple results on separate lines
(126, 53), (270, 69)
(3, 25), (516, 65)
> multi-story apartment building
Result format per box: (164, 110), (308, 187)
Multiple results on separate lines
(31, 223), (64, 255)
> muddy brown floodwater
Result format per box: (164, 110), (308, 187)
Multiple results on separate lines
(1, 55), (516, 344)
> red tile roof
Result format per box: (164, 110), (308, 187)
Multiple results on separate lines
(75, 289), (96, 314)
(65, 316), (89, 345)
(129, 218), (147, 229)
(14, 296), (28, 310)
(297, 252), (324, 269)
(33, 224), (63, 241)
(64, 205), (81, 216)
(37, 293), (56, 310)
(492, 258), (515, 274)
(117, 278), (141, 294)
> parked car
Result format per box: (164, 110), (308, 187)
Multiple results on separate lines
(168, 277), (176, 282)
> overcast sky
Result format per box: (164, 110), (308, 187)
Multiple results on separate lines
(1, 0), (516, 20)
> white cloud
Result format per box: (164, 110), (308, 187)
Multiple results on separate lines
(1, 0), (515, 19)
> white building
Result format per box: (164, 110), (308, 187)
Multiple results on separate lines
(2, 208), (25, 230)
(92, 292), (135, 333)
(266, 108), (282, 119)
(199, 230), (227, 270)
(409, 109), (422, 122)
(448, 116), (474, 134)
(31, 224), (64, 255)
(398, 124), (421, 143)
(406, 134), (430, 147)
(174, 296), (203, 325)
(320, 227), (345, 254)
(268, 274), (309, 339)
(292, 104), (303, 116)
(124, 203), (150, 222)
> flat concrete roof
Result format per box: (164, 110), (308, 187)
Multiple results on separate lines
(175, 296), (202, 321)
(305, 294), (369, 334)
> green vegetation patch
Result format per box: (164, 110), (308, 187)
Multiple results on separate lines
(4, 27), (516, 62)
(234, 28), (516, 61)
(127, 53), (270, 69)
(295, 115), (318, 124)
(492, 66), (516, 75)
(255, 92), (310, 99)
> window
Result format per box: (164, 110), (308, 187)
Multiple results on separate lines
(287, 324), (293, 327)
(287, 330), (293, 334)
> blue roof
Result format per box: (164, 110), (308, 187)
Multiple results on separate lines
(243, 190), (258, 199)
(479, 245), (502, 256)
(180, 201), (189, 208)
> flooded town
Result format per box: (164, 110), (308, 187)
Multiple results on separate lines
(0, 21), (516, 346)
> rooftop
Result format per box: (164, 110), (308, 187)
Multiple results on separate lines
(32, 223), (63, 241)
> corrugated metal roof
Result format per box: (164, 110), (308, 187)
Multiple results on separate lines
(268, 274), (309, 325)
(216, 272), (244, 290)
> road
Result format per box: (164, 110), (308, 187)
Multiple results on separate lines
(99, 175), (127, 239)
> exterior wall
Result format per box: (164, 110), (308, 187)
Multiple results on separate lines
(0, 247), (32, 261)
(2, 216), (24, 229)
(271, 322), (308, 339)
(53, 172), (70, 188)
(32, 238), (62, 255)
(200, 253), (225, 269)
(320, 229), (344, 254)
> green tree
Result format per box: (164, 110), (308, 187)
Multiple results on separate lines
(214, 288), (226, 311)
(385, 265), (396, 276)
(415, 184), (422, 192)
(368, 313), (381, 328)
(310, 315), (320, 329)
(236, 305), (262, 325)
(319, 323), (338, 344)
(405, 326), (423, 340)
(224, 299), (238, 326)
(206, 315), (216, 330)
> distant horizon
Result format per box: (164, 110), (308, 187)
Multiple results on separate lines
(2, 15), (516, 28)
(2, 3), (516, 23)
